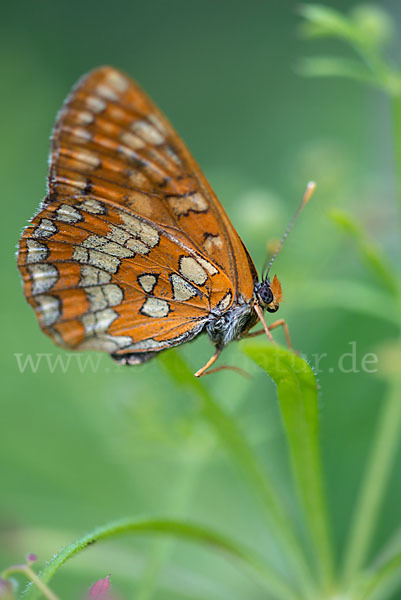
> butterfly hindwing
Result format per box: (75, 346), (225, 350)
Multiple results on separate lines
(18, 197), (234, 355)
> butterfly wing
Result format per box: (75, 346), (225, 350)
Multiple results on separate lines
(18, 196), (236, 356)
(18, 66), (256, 357)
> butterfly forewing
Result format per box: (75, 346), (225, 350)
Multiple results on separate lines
(18, 66), (257, 357)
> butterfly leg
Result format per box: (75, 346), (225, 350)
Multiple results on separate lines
(197, 364), (252, 378)
(253, 303), (274, 342)
(194, 349), (221, 377)
(268, 319), (293, 350)
(195, 349), (251, 378)
(246, 320), (293, 349)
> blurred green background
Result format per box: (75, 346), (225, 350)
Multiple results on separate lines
(1, 1), (401, 598)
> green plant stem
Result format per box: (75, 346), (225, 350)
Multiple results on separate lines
(243, 343), (335, 595)
(342, 376), (401, 585)
(371, 524), (401, 569)
(357, 549), (401, 600)
(160, 350), (315, 597)
(22, 517), (296, 600)
(135, 454), (206, 600)
(354, 42), (400, 95)
(2, 566), (59, 600)
(392, 92), (401, 253)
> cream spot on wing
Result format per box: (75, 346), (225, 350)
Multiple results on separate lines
(82, 234), (135, 258)
(86, 284), (123, 311)
(35, 294), (60, 326)
(170, 274), (198, 301)
(82, 307), (118, 335)
(203, 234), (223, 254)
(73, 246), (121, 274)
(95, 84), (119, 102)
(75, 110), (94, 125)
(197, 256), (218, 275)
(78, 198), (106, 214)
(79, 306), (131, 351)
(86, 96), (106, 113)
(104, 283), (124, 306)
(167, 192), (208, 217)
(106, 225), (131, 245)
(119, 213), (159, 247)
(86, 286), (107, 312)
(104, 70), (129, 93)
(138, 274), (158, 293)
(131, 120), (165, 145)
(70, 127), (92, 142)
(78, 333), (133, 352)
(79, 265), (111, 286)
(32, 219), (57, 239)
(164, 146), (182, 165)
(146, 148), (175, 172)
(148, 113), (167, 134)
(26, 240), (48, 264)
(73, 150), (101, 169)
(55, 204), (83, 224)
(28, 264), (58, 295)
(179, 256), (208, 285)
(120, 131), (145, 150)
(126, 239), (150, 254)
(128, 338), (162, 351)
(105, 225), (150, 255)
(216, 291), (232, 312)
(57, 176), (87, 190)
(140, 297), (170, 318)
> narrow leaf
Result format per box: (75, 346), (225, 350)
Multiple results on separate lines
(329, 208), (399, 297)
(242, 343), (334, 592)
(297, 56), (377, 86)
(160, 350), (315, 594)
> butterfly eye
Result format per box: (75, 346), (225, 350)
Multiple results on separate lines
(255, 281), (274, 307)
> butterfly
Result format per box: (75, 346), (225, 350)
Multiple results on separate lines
(17, 66), (313, 376)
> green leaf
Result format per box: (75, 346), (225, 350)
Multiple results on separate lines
(392, 92), (401, 238)
(299, 4), (357, 43)
(160, 350), (315, 595)
(342, 373), (401, 587)
(299, 4), (393, 50)
(358, 550), (401, 600)
(22, 517), (297, 600)
(351, 5), (394, 50)
(298, 4), (401, 95)
(242, 343), (334, 593)
(329, 209), (400, 298)
(297, 56), (377, 86)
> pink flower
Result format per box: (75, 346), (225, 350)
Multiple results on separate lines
(88, 576), (111, 598)
(0, 579), (14, 600)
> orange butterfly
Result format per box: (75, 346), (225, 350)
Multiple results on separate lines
(17, 67), (313, 376)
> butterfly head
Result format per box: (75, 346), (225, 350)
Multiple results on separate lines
(254, 274), (282, 313)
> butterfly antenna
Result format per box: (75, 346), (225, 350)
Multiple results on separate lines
(263, 181), (316, 279)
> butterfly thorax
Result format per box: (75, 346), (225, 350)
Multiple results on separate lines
(206, 276), (282, 349)
(206, 299), (257, 349)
